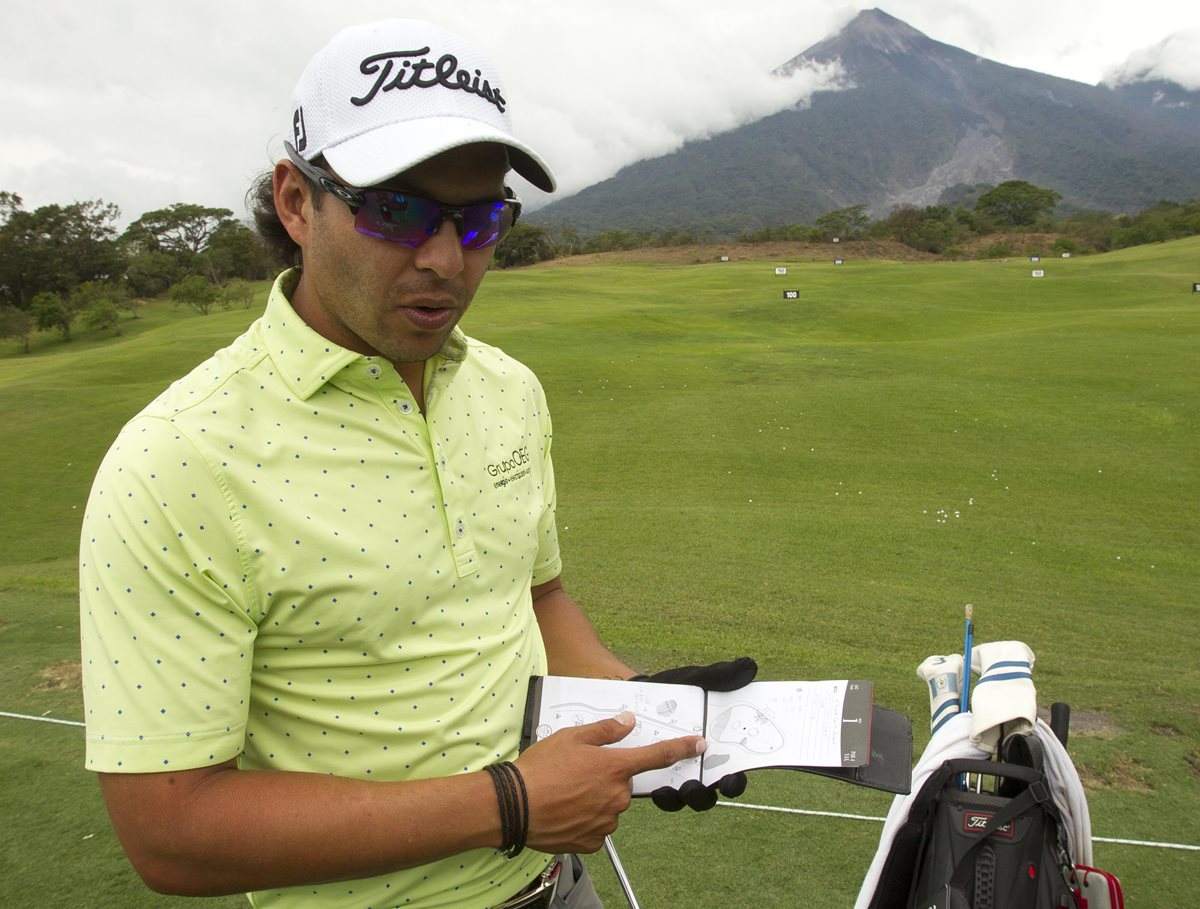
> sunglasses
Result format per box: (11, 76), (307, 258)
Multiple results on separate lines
(284, 142), (521, 250)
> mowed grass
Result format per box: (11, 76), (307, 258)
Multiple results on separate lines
(1, 238), (1197, 906)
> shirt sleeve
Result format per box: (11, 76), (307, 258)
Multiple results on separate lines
(529, 379), (561, 588)
(79, 414), (259, 773)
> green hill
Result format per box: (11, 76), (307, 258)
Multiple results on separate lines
(2, 240), (1198, 906)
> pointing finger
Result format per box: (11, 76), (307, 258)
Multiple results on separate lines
(566, 712), (642, 747)
(620, 734), (707, 776)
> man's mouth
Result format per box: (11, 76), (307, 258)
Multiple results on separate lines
(400, 304), (458, 330)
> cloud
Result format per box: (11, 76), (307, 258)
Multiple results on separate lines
(1, 0), (853, 220)
(881, 0), (1200, 89)
(0, 1), (296, 224)
(4, 0), (1198, 224)
(508, 54), (849, 202)
(1102, 28), (1200, 90)
(432, 1), (853, 202)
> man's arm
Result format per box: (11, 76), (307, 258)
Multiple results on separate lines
(531, 576), (637, 679)
(99, 758), (499, 895)
(98, 717), (704, 896)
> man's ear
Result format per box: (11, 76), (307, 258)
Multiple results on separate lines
(274, 161), (312, 249)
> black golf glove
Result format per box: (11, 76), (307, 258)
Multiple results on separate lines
(630, 657), (758, 812)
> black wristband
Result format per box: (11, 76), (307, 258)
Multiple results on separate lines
(484, 763), (513, 855)
(485, 761), (527, 858)
(508, 762), (529, 856)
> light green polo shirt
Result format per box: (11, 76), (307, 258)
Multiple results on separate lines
(79, 269), (557, 907)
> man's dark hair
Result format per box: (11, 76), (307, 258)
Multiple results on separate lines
(246, 163), (325, 267)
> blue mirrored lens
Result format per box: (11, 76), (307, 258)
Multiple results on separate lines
(355, 192), (515, 249)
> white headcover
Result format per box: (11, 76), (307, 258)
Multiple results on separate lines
(970, 640), (1037, 753)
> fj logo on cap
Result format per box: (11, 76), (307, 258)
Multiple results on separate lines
(352, 47), (506, 113)
(293, 107), (307, 153)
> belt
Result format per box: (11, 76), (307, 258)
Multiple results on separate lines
(493, 858), (563, 909)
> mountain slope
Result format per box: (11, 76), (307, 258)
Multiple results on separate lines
(1103, 78), (1200, 136)
(531, 9), (1200, 236)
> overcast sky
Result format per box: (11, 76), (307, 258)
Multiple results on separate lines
(3, 0), (1198, 226)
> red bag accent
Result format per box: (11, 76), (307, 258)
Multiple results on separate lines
(1071, 865), (1124, 909)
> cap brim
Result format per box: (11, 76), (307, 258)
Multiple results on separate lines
(321, 117), (556, 193)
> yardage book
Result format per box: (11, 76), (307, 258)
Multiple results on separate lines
(521, 676), (910, 795)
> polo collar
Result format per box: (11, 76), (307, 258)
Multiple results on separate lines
(262, 268), (469, 401)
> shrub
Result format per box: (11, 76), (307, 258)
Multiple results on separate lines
(977, 239), (1014, 259)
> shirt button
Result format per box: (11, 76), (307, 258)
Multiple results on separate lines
(367, 364), (381, 377)
(399, 401), (413, 414)
(455, 519), (466, 538)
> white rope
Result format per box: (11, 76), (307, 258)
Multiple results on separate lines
(0, 710), (85, 727)
(5, 710), (1197, 852)
(1092, 835), (1200, 852)
(717, 800), (887, 823)
(715, 799), (1200, 852)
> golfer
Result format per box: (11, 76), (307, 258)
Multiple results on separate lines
(79, 19), (754, 909)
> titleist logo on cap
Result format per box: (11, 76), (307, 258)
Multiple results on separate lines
(351, 47), (507, 113)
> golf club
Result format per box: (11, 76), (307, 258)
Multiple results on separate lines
(604, 834), (642, 909)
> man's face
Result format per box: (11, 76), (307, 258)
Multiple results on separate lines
(289, 143), (509, 368)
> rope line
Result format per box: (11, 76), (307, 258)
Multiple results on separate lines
(4, 711), (1197, 852)
(715, 801), (1200, 852)
(0, 710), (85, 727)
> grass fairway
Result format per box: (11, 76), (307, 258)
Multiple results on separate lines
(2, 238), (1197, 906)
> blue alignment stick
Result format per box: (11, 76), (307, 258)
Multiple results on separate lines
(959, 604), (974, 713)
(958, 604), (975, 790)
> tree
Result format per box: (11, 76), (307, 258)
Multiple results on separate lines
(72, 280), (133, 336)
(814, 204), (870, 241)
(494, 223), (556, 268)
(0, 191), (22, 230)
(549, 224), (581, 258)
(0, 304), (32, 353)
(169, 275), (219, 315)
(1057, 210), (1115, 250)
(873, 204), (971, 253)
(937, 183), (995, 210)
(0, 196), (124, 309)
(31, 291), (83, 340)
(123, 203), (235, 257)
(125, 249), (184, 297)
(580, 230), (654, 253)
(975, 181), (1062, 227)
(204, 221), (274, 283)
(123, 203), (238, 284)
(218, 278), (258, 310)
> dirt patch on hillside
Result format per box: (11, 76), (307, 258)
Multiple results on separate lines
(956, 232), (1086, 258)
(1037, 706), (1119, 737)
(532, 239), (940, 268)
(1076, 755), (1153, 792)
(519, 233), (1090, 269)
(34, 661), (82, 691)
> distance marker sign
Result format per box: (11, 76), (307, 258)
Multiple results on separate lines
(783, 290), (800, 300)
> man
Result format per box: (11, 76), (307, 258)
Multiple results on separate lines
(80, 19), (754, 909)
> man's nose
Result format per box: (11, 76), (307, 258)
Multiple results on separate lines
(412, 218), (465, 278)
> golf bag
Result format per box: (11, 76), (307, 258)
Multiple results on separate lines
(865, 733), (1078, 909)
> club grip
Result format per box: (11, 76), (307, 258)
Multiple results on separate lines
(1049, 701), (1070, 748)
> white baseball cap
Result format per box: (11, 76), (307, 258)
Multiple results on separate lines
(288, 19), (556, 192)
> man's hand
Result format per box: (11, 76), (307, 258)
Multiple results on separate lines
(515, 713), (704, 854)
(633, 657), (759, 811)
